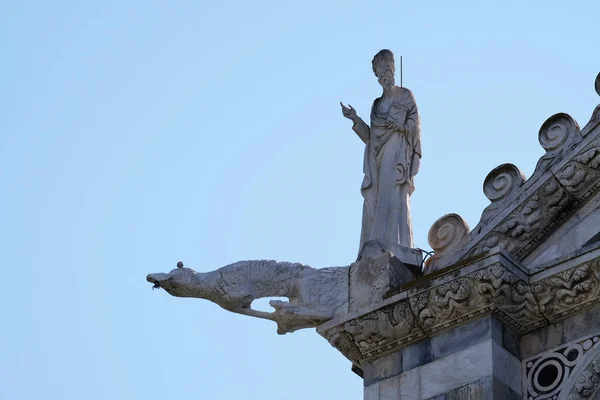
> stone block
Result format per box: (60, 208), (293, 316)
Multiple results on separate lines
(430, 317), (492, 360)
(520, 306), (600, 359)
(491, 377), (521, 400)
(491, 342), (521, 395)
(364, 382), (380, 400)
(490, 318), (520, 359)
(350, 251), (420, 313)
(379, 375), (400, 400)
(419, 340), (493, 399)
(400, 317), (493, 373)
(444, 376), (492, 400)
(401, 338), (433, 372)
(398, 367), (421, 400)
(363, 350), (403, 386)
(358, 239), (423, 267)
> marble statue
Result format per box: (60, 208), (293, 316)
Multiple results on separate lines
(341, 49), (421, 252)
(147, 260), (348, 334)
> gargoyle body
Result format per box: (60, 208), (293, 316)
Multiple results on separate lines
(147, 260), (348, 334)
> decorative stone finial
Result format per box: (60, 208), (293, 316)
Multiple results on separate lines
(539, 113), (580, 153)
(536, 113), (582, 171)
(427, 213), (470, 257)
(483, 163), (526, 203)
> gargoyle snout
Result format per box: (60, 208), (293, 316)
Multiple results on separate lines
(146, 274), (160, 289)
(147, 272), (169, 285)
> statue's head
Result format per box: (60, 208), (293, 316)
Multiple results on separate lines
(372, 49), (395, 90)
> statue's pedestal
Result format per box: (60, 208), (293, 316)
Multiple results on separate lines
(349, 251), (422, 314)
(358, 240), (423, 267)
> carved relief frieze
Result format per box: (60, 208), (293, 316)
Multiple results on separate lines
(557, 134), (600, 204)
(568, 355), (600, 399)
(322, 254), (600, 367)
(322, 260), (546, 365)
(532, 260), (600, 323)
(322, 299), (425, 364)
(466, 176), (578, 261)
(410, 263), (544, 335)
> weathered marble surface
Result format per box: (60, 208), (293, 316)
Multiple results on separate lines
(319, 243), (600, 368)
(148, 251), (421, 335)
(523, 330), (600, 400)
(341, 49), (421, 253)
(363, 338), (521, 400)
(147, 260), (348, 334)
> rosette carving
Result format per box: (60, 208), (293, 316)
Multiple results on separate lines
(427, 213), (470, 259)
(483, 163), (526, 202)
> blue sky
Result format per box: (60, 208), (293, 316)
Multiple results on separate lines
(1, 1), (599, 399)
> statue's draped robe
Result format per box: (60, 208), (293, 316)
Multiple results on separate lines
(352, 86), (421, 250)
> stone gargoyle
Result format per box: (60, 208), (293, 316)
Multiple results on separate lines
(147, 260), (348, 334)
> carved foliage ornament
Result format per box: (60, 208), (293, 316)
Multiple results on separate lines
(569, 355), (600, 399)
(532, 260), (600, 323)
(557, 133), (600, 203)
(410, 263), (542, 334)
(323, 300), (426, 364)
(467, 176), (577, 260)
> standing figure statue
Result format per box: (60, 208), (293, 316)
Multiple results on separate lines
(341, 49), (422, 253)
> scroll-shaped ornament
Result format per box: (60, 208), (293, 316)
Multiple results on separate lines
(535, 113), (582, 171)
(470, 164), (526, 236)
(427, 213), (470, 257)
(582, 73), (600, 136)
(483, 163), (526, 202)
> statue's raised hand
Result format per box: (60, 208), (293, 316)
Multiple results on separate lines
(340, 102), (358, 122)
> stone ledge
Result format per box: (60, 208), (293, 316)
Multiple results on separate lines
(319, 247), (600, 367)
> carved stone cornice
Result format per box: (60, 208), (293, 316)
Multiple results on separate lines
(466, 174), (579, 261)
(318, 246), (600, 367)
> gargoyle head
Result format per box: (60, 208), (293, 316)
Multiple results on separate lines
(146, 267), (203, 298)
